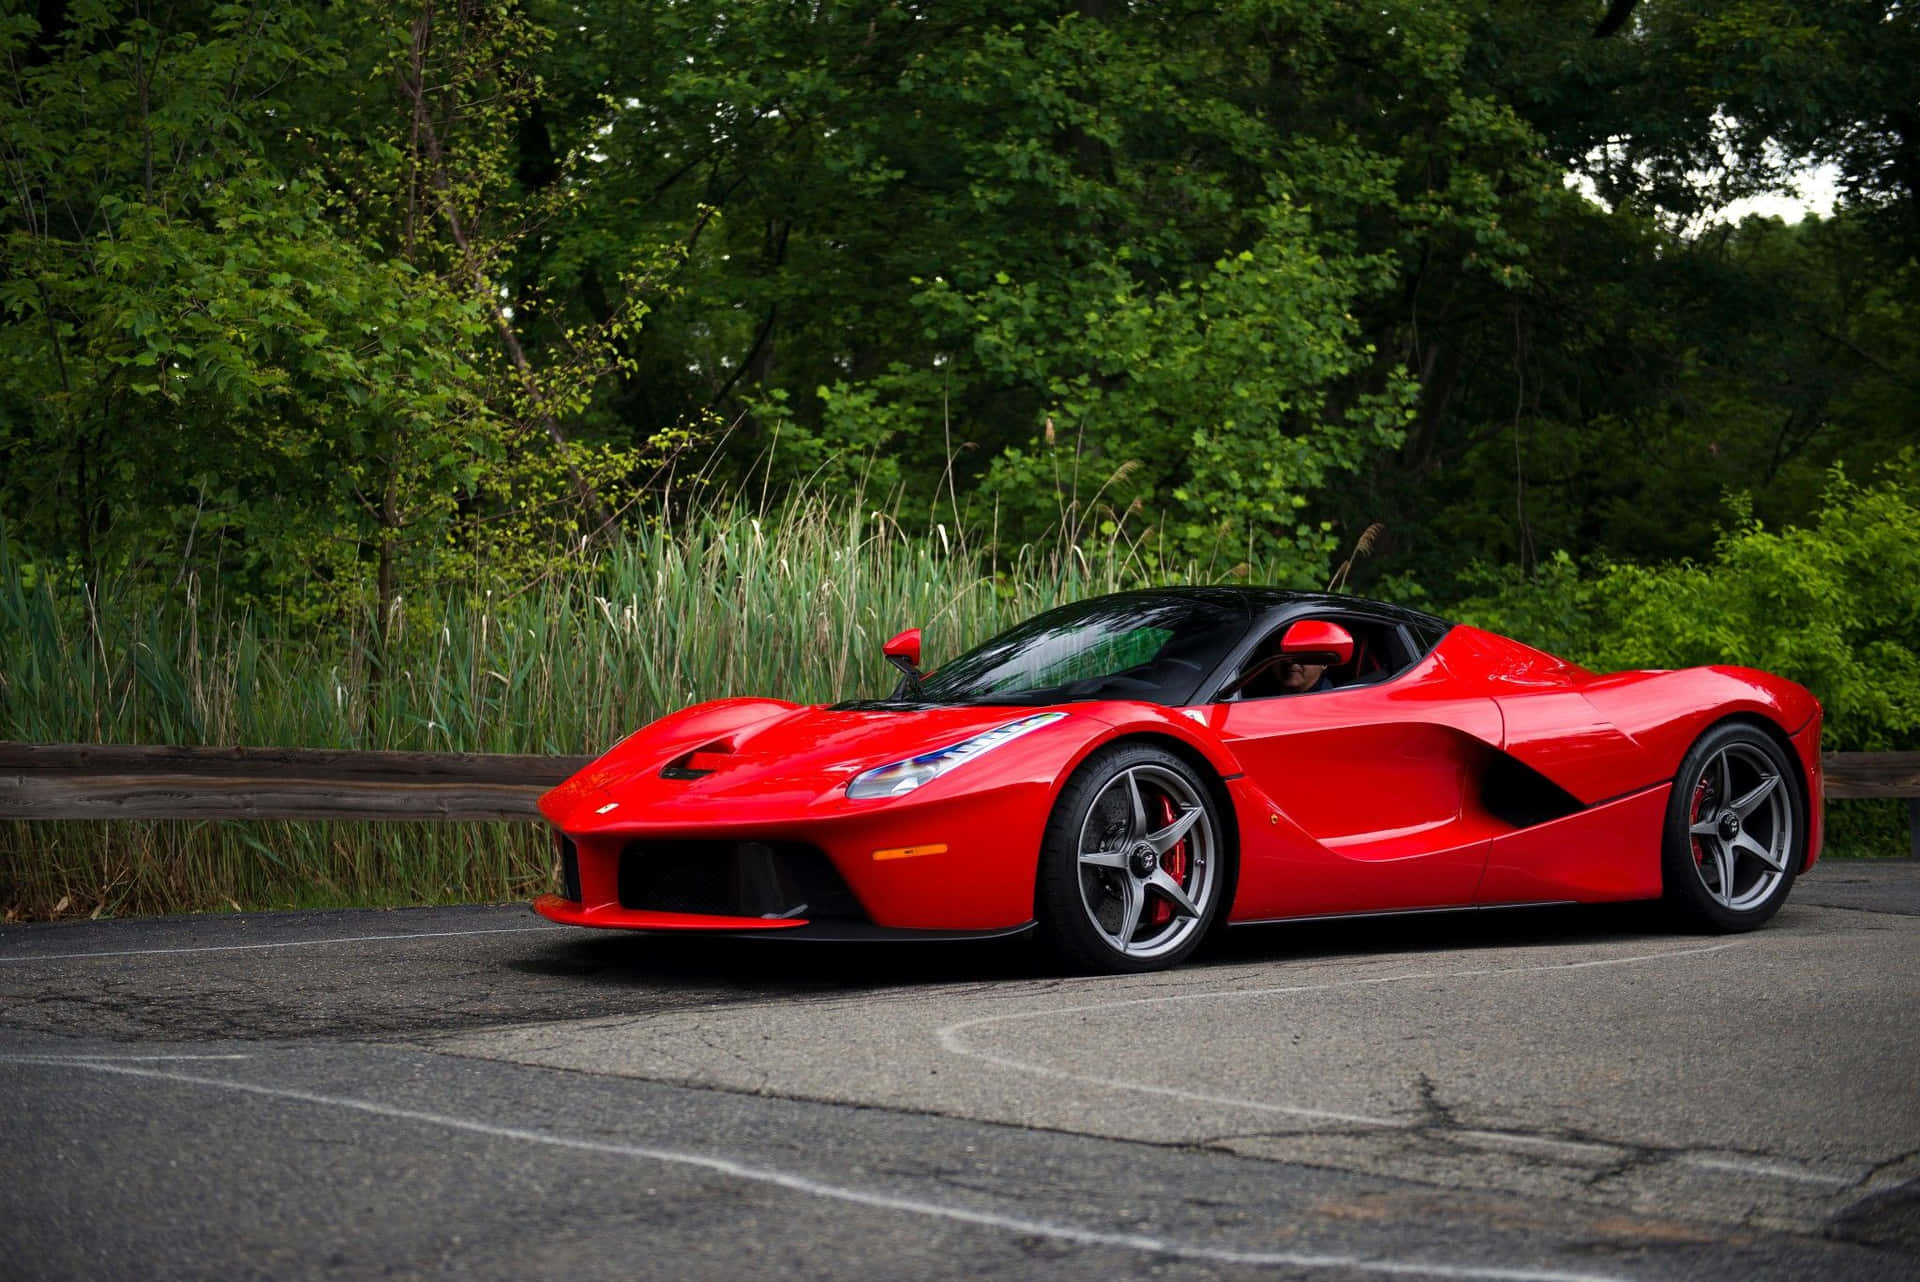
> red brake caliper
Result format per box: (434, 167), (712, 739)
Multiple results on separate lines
(1152, 794), (1187, 927)
(1690, 777), (1711, 866)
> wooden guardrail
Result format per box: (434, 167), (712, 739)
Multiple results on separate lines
(1826, 751), (1920, 860)
(0, 743), (593, 822)
(1, 743), (1916, 853)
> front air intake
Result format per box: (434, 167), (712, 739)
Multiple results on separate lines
(616, 840), (868, 921)
(556, 833), (582, 903)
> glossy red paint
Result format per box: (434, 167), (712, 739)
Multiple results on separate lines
(540, 703), (1087, 930)
(534, 594), (1823, 949)
(1279, 618), (1355, 665)
(883, 628), (924, 668)
(1430, 627), (1649, 804)
(1204, 649), (1503, 918)
(1476, 786), (1671, 904)
(1574, 665), (1819, 781)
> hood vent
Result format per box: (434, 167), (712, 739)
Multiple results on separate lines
(660, 739), (734, 781)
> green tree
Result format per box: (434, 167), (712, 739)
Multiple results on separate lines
(1314, 0), (1920, 592)
(0, 2), (488, 610)
(541, 0), (1561, 574)
(0, 1), (689, 625)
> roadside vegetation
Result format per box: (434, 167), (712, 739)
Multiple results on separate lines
(3, 2), (1916, 917)
(5, 468), (1916, 920)
(1, 497), (1176, 918)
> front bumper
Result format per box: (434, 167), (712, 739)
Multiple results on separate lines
(533, 893), (805, 931)
(539, 773), (1058, 933)
(531, 893), (1034, 941)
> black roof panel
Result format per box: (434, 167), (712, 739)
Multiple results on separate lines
(1074, 586), (1450, 631)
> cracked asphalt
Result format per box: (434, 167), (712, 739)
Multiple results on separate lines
(1, 862), (1916, 1280)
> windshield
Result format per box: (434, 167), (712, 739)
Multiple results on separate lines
(846, 592), (1252, 708)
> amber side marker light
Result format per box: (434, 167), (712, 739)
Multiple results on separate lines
(872, 843), (949, 862)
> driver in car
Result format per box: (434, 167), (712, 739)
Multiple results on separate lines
(1231, 637), (1336, 699)
(1276, 657), (1333, 694)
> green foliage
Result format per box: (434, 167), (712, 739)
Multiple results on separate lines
(561, 0), (1551, 570)
(3, 169), (497, 611)
(0, 0), (695, 618)
(1452, 460), (1920, 857)
(1613, 0), (1920, 246)
(940, 201), (1416, 576)
(8, 0), (1916, 608)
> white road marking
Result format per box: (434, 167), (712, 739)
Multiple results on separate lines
(0, 1054), (251, 1063)
(1450, 1131), (1622, 1160)
(932, 940), (1867, 1188)
(27, 1056), (1635, 1282)
(1682, 1155), (1855, 1188)
(0, 925), (559, 964)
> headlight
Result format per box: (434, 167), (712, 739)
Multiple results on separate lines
(846, 712), (1067, 799)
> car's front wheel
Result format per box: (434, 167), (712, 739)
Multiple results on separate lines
(1661, 721), (1805, 931)
(1035, 743), (1228, 973)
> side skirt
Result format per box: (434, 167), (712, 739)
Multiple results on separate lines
(1227, 901), (1579, 929)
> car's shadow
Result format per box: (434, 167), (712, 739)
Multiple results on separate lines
(505, 901), (1685, 995)
(1, 903), (1732, 1047)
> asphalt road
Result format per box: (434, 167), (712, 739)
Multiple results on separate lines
(2, 862), (1916, 1281)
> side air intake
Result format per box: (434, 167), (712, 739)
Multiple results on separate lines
(1481, 754), (1586, 828)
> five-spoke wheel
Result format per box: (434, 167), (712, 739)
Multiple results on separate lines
(1036, 744), (1227, 972)
(1663, 722), (1805, 930)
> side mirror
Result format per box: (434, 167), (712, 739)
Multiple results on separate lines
(883, 627), (923, 670)
(883, 627), (924, 698)
(1279, 619), (1354, 666)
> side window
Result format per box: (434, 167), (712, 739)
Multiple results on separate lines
(1221, 617), (1418, 701)
(1409, 619), (1452, 658)
(1341, 620), (1415, 686)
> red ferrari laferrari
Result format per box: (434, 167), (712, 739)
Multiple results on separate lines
(535, 589), (1822, 972)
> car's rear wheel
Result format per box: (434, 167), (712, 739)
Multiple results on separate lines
(1661, 721), (1804, 931)
(1035, 743), (1227, 973)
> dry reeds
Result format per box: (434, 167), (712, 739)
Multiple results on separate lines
(1, 494), (1177, 919)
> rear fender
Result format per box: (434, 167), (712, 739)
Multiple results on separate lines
(1574, 667), (1819, 786)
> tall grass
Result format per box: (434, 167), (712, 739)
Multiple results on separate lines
(1, 500), (1169, 919)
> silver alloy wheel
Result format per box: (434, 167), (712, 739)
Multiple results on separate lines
(1075, 763), (1218, 961)
(1686, 742), (1794, 912)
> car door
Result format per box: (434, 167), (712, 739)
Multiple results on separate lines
(1194, 616), (1506, 920)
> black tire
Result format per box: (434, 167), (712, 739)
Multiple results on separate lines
(1661, 720), (1805, 932)
(1035, 743), (1230, 973)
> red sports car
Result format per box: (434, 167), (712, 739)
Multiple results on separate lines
(535, 589), (1821, 972)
